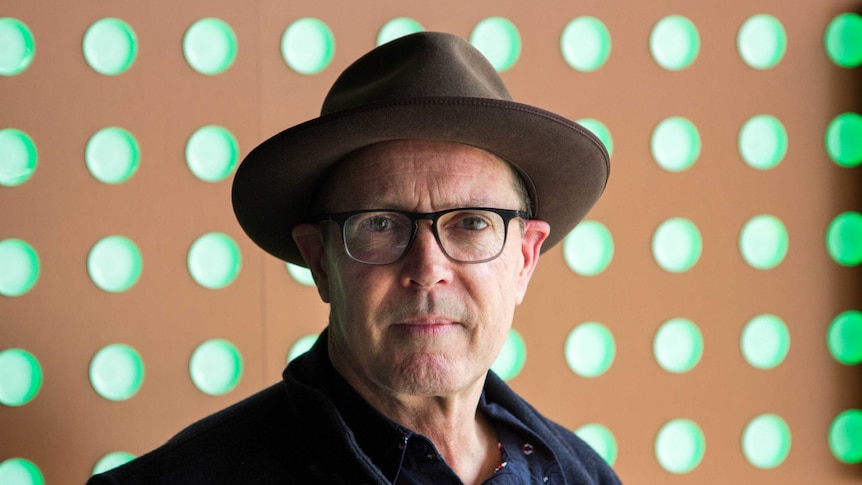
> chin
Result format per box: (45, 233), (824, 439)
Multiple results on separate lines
(386, 354), (481, 397)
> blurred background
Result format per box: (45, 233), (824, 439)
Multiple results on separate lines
(1, 0), (861, 483)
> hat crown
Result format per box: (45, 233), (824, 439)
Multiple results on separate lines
(321, 32), (513, 116)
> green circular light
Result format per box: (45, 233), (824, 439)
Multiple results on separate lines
(742, 414), (791, 468)
(654, 318), (703, 373)
(491, 328), (527, 381)
(0, 18), (35, 76)
(287, 334), (319, 363)
(741, 314), (790, 369)
(650, 15), (700, 70)
(565, 322), (615, 378)
(830, 409), (862, 463)
(286, 262), (315, 286)
(561, 17), (611, 72)
(652, 116), (701, 172)
(0, 128), (37, 186)
(377, 17), (424, 46)
(828, 310), (862, 365)
(826, 212), (862, 266)
(563, 220), (614, 276)
(281, 18), (334, 75)
(825, 112), (862, 168)
(0, 348), (42, 406)
(739, 114), (788, 170)
(85, 127), (140, 184)
(0, 458), (44, 485)
(89, 343), (145, 401)
(0, 239), (40, 297)
(82, 18), (137, 75)
(577, 118), (613, 157)
(655, 418), (706, 474)
(825, 13), (862, 68)
(92, 451), (135, 475)
(652, 218), (703, 273)
(470, 17), (521, 72)
(737, 14), (787, 70)
(87, 235), (143, 293)
(190, 339), (243, 396)
(575, 423), (618, 465)
(187, 232), (241, 289)
(183, 18), (237, 75)
(739, 214), (789, 270)
(185, 125), (239, 182)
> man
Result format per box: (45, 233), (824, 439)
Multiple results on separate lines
(89, 32), (619, 484)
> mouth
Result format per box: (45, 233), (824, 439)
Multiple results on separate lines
(392, 317), (461, 337)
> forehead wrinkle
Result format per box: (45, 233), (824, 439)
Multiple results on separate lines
(321, 140), (519, 211)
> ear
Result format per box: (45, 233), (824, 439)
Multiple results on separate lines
(515, 220), (550, 304)
(292, 223), (331, 303)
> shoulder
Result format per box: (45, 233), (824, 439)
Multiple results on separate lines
(88, 383), (304, 484)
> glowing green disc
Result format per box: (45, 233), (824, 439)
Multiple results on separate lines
(82, 18), (137, 75)
(0, 128), (37, 186)
(183, 18), (237, 75)
(0, 348), (42, 406)
(377, 18), (424, 46)
(561, 17), (611, 72)
(655, 418), (706, 474)
(187, 232), (241, 289)
(190, 339), (243, 395)
(0, 239), (40, 296)
(470, 17), (521, 72)
(575, 423), (618, 465)
(741, 314), (790, 369)
(742, 414), (791, 468)
(281, 18), (334, 75)
(565, 322), (615, 378)
(650, 15), (700, 70)
(0, 18), (35, 75)
(652, 218), (702, 273)
(491, 328), (527, 381)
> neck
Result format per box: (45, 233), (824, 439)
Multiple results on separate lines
(330, 349), (500, 484)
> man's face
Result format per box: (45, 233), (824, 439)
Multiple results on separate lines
(294, 140), (549, 399)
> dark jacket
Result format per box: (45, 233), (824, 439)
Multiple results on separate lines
(88, 332), (621, 484)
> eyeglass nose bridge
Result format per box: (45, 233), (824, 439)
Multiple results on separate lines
(401, 213), (451, 261)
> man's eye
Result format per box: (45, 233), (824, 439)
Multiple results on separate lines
(456, 215), (490, 231)
(362, 215), (396, 232)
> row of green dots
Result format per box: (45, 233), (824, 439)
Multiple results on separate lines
(3, 13), (859, 77)
(0, 125), (238, 187)
(563, 212), (862, 277)
(0, 340), (243, 406)
(0, 410), (854, 482)
(5, 112), (860, 188)
(1, 209), (859, 299)
(559, 311), (860, 379)
(579, 113), (862, 170)
(585, 411), (862, 471)
(0, 233), (241, 296)
(283, 310), (856, 384)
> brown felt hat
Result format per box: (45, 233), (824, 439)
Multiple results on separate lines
(232, 32), (610, 267)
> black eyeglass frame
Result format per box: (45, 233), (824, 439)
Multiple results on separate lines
(317, 207), (529, 265)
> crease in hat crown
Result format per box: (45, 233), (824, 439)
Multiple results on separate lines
(321, 32), (513, 115)
(232, 31), (610, 267)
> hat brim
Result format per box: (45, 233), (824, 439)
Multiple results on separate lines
(232, 97), (610, 267)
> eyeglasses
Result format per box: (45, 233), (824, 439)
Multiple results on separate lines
(318, 207), (528, 265)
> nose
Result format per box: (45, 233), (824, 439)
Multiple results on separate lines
(398, 221), (453, 289)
